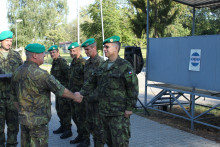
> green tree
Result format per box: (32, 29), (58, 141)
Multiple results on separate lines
(7, 0), (68, 47)
(128, 0), (179, 38)
(45, 27), (66, 45)
(195, 8), (220, 35)
(164, 6), (220, 36)
(63, 20), (78, 42)
(80, 0), (136, 51)
(164, 4), (191, 37)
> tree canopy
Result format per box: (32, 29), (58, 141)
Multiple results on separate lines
(80, 0), (139, 51)
(127, 0), (219, 38)
(7, 0), (68, 48)
(128, 0), (180, 38)
(6, 0), (219, 49)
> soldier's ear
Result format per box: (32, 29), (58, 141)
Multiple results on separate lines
(32, 53), (38, 59)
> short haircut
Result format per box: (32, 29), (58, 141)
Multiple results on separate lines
(25, 50), (33, 60)
(113, 41), (121, 52)
(90, 42), (97, 48)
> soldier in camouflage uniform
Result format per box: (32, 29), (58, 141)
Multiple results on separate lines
(48, 45), (72, 139)
(11, 43), (82, 147)
(79, 36), (139, 147)
(68, 42), (90, 147)
(81, 38), (105, 147)
(0, 31), (22, 147)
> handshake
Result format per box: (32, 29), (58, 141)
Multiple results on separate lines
(62, 89), (83, 103)
(73, 92), (83, 103)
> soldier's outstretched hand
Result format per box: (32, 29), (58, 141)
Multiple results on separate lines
(73, 92), (83, 103)
(124, 110), (133, 118)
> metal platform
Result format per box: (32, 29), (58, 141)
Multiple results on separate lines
(144, 0), (220, 131)
(146, 82), (220, 130)
(148, 83), (220, 100)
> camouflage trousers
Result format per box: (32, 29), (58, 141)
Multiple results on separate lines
(101, 115), (130, 147)
(71, 100), (89, 140)
(20, 124), (48, 147)
(55, 96), (72, 130)
(86, 102), (105, 147)
(0, 98), (19, 147)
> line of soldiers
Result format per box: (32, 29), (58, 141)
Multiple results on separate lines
(0, 30), (139, 147)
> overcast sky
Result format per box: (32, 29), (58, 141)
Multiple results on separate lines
(0, 0), (95, 32)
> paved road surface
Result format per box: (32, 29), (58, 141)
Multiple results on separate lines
(11, 94), (219, 147)
(5, 71), (220, 147)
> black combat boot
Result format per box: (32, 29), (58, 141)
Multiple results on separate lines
(70, 135), (83, 144)
(77, 138), (90, 147)
(60, 129), (72, 139)
(53, 126), (65, 134)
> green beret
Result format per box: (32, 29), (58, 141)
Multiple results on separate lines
(25, 43), (46, 53)
(48, 45), (58, 51)
(0, 31), (13, 41)
(81, 38), (95, 47)
(68, 42), (79, 50)
(103, 36), (120, 44)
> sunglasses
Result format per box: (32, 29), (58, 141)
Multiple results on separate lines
(103, 45), (112, 49)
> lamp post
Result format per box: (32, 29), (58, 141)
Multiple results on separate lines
(100, 0), (106, 60)
(100, 0), (107, 60)
(77, 0), (80, 44)
(16, 19), (23, 49)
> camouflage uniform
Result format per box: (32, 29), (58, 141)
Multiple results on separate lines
(11, 61), (65, 147)
(50, 56), (71, 130)
(80, 56), (139, 147)
(68, 56), (89, 140)
(84, 54), (104, 146)
(0, 50), (22, 147)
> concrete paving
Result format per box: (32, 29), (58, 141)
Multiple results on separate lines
(12, 94), (220, 147)
(5, 71), (220, 146)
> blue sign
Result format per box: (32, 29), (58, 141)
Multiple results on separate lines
(189, 49), (201, 71)
(191, 52), (200, 66)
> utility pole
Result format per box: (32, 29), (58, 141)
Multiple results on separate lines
(77, 0), (80, 44)
(100, 0), (107, 60)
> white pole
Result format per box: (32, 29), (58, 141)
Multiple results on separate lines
(77, 0), (80, 44)
(16, 22), (17, 49)
(15, 19), (23, 49)
(100, 0), (106, 60)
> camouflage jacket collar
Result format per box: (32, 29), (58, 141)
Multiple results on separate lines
(103, 56), (122, 71)
(52, 56), (62, 64)
(24, 61), (39, 67)
(0, 49), (15, 60)
(71, 55), (83, 64)
(88, 54), (99, 63)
